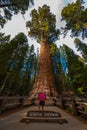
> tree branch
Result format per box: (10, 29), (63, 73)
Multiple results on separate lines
(0, 4), (16, 8)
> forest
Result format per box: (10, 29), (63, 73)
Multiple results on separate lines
(0, 0), (87, 97)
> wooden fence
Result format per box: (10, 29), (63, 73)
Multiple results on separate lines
(0, 96), (33, 113)
(54, 97), (87, 118)
(0, 96), (87, 118)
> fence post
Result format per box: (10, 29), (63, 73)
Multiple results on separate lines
(71, 98), (78, 115)
(0, 98), (3, 113)
(0, 97), (6, 113)
(19, 97), (24, 107)
(61, 97), (66, 109)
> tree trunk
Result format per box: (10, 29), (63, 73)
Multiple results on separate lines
(30, 38), (58, 97)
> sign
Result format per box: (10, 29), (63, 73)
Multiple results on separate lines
(27, 111), (61, 117)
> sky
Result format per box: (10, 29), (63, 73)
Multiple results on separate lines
(1, 0), (87, 54)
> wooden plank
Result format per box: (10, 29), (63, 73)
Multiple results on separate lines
(20, 117), (68, 124)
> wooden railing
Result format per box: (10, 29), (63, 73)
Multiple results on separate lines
(0, 96), (33, 113)
(54, 97), (87, 118)
(0, 96), (87, 118)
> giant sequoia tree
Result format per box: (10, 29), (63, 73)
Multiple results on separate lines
(26, 5), (60, 97)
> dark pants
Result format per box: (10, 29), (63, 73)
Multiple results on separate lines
(39, 101), (45, 106)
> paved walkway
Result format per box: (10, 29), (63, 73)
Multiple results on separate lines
(0, 106), (87, 130)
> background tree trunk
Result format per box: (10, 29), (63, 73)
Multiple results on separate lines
(30, 38), (58, 97)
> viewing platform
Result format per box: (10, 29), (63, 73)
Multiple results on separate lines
(0, 103), (87, 130)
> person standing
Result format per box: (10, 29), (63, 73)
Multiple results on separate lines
(38, 92), (46, 111)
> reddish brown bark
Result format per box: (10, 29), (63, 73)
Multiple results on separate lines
(30, 38), (57, 97)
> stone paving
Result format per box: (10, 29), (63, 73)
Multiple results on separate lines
(0, 106), (87, 130)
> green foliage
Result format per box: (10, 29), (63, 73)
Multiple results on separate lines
(50, 43), (59, 75)
(26, 4), (60, 43)
(76, 87), (85, 96)
(0, 32), (38, 96)
(0, 0), (34, 28)
(50, 43), (64, 94)
(50, 43), (59, 56)
(0, 32), (10, 44)
(63, 44), (87, 95)
(51, 43), (87, 96)
(61, 0), (87, 38)
(74, 38), (87, 62)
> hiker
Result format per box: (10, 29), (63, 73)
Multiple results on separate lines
(38, 91), (46, 111)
